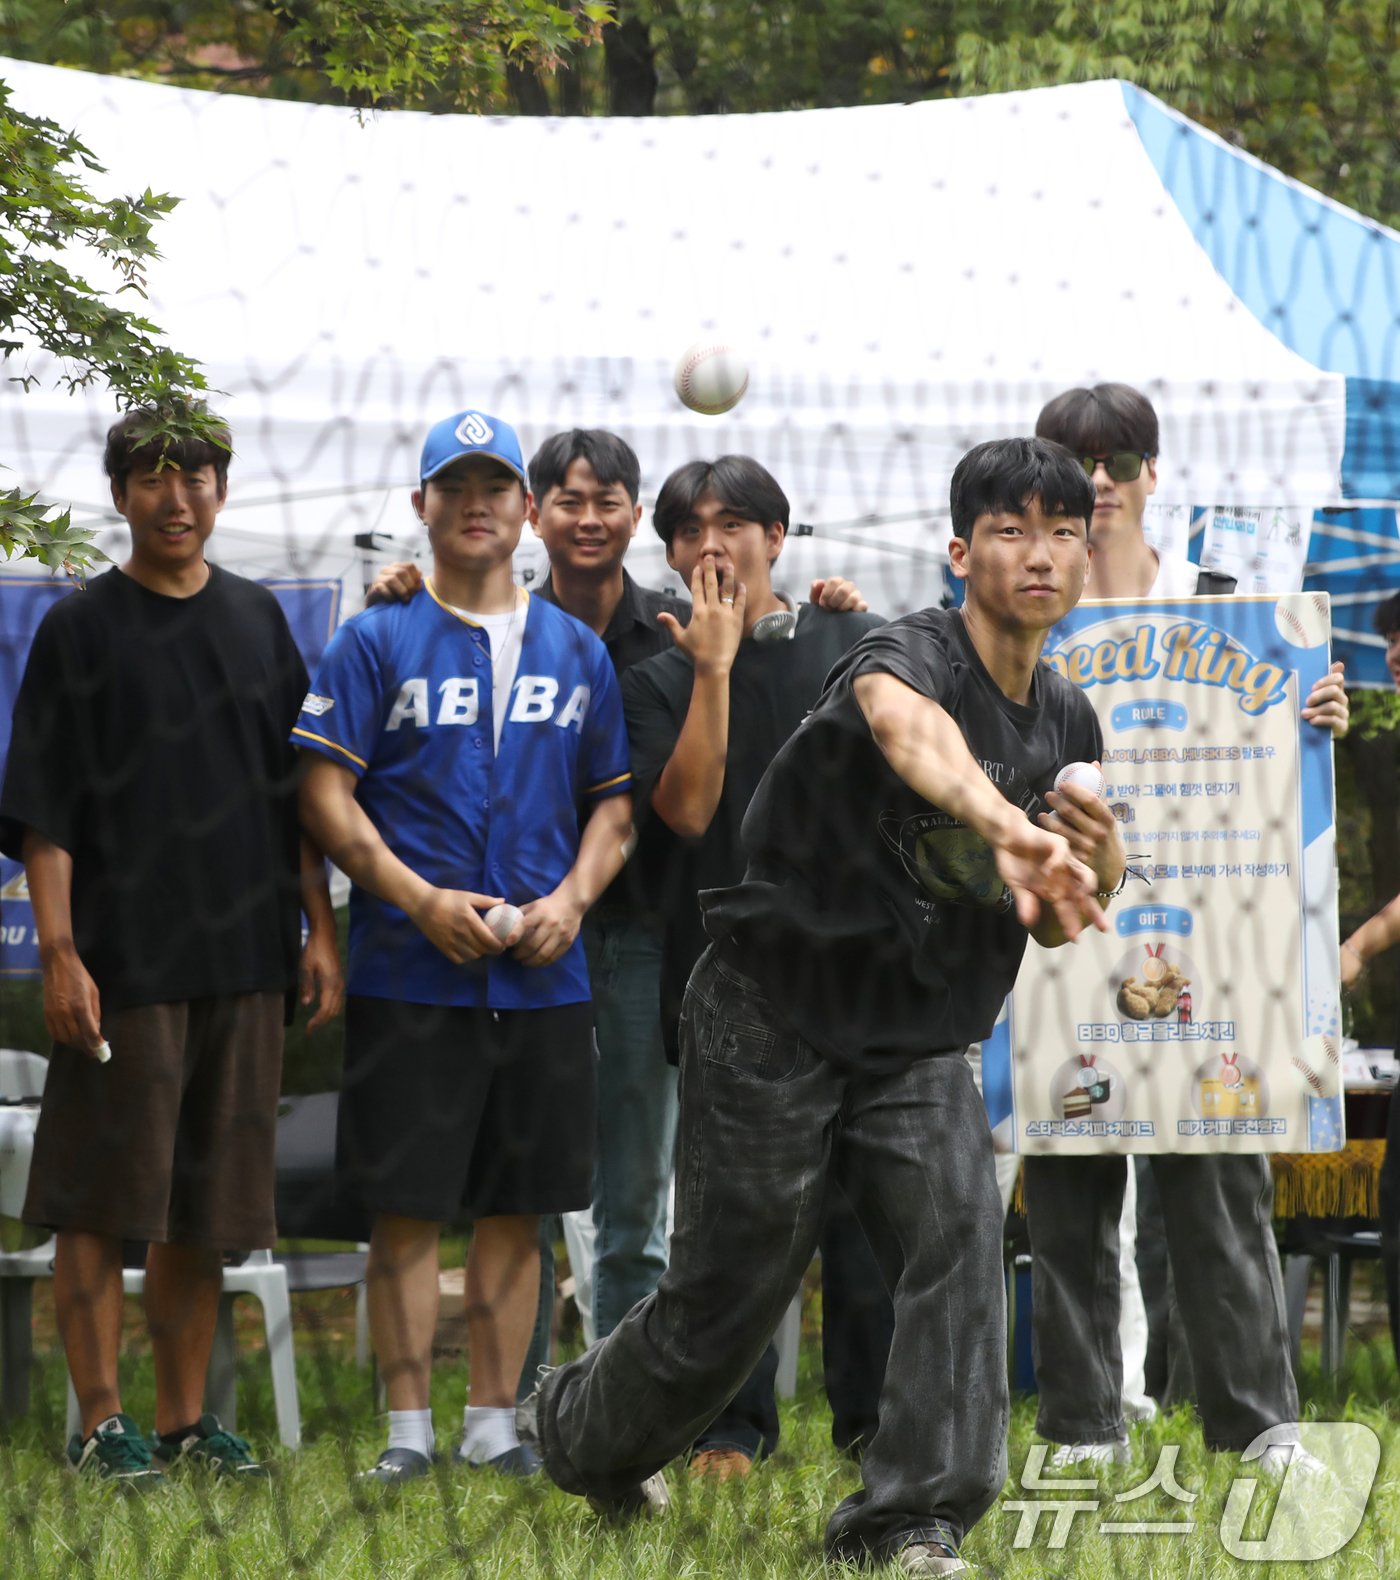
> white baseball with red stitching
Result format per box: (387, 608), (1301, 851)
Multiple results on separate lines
(484, 904), (524, 943)
(674, 341), (748, 415)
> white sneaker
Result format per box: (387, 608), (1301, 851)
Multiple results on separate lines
(1050, 1438), (1131, 1467)
(587, 1470), (670, 1521)
(893, 1539), (968, 1575)
(1254, 1441), (1328, 1479)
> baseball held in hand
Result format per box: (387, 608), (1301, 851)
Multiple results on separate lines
(674, 340), (748, 415)
(1054, 762), (1106, 799)
(484, 903), (524, 943)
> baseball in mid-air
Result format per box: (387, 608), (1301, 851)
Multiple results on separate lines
(484, 903), (524, 943)
(674, 340), (749, 415)
(1054, 761), (1106, 799)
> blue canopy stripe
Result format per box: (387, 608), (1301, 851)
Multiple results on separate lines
(1124, 83), (1400, 686)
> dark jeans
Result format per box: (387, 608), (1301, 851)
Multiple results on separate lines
(1024, 1151), (1298, 1451)
(520, 1216), (559, 1405)
(535, 948), (1008, 1559)
(519, 910), (677, 1396)
(1134, 1157), (1196, 1406)
(1382, 1082), (1400, 1368)
(822, 1185), (896, 1457)
(584, 910), (678, 1338)
(696, 1182), (893, 1460)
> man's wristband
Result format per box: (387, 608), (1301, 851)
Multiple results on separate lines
(1096, 869), (1129, 901)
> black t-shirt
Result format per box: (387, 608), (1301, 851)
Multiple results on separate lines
(700, 607), (1104, 1074)
(536, 567), (690, 682)
(0, 565), (309, 1011)
(535, 568), (688, 922)
(622, 603), (885, 1052)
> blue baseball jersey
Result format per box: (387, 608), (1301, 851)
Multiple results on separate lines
(293, 583), (631, 1008)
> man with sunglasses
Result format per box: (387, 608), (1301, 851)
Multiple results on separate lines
(1026, 382), (1348, 1470)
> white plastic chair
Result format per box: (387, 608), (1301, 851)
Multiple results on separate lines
(0, 1050), (47, 1102)
(0, 1050), (52, 1420)
(66, 1250), (302, 1448)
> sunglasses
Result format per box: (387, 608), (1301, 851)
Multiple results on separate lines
(1079, 451), (1151, 483)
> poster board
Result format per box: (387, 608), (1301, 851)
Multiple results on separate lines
(985, 592), (1343, 1156)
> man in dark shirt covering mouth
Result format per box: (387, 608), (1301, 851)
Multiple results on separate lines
(524, 438), (1126, 1578)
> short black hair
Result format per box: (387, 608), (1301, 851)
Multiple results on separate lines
(103, 407), (232, 494)
(651, 456), (789, 548)
(1374, 591), (1400, 639)
(528, 429), (641, 506)
(949, 437), (1096, 541)
(1035, 382), (1159, 458)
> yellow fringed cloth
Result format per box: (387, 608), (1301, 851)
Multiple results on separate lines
(1269, 1139), (1386, 1220)
(1006, 1142), (1387, 1221)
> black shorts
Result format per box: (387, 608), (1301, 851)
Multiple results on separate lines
(337, 996), (596, 1222)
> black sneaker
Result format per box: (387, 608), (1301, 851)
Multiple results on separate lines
(358, 1446), (436, 1484)
(67, 1414), (166, 1488)
(452, 1440), (542, 1477)
(151, 1415), (267, 1479)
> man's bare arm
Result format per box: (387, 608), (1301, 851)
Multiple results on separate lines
(22, 831), (104, 1052)
(853, 672), (1105, 942)
(297, 756), (504, 963)
(297, 835), (344, 1031)
(514, 794), (634, 968)
(1342, 891), (1400, 988)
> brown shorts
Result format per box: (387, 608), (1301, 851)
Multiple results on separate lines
(23, 993), (284, 1251)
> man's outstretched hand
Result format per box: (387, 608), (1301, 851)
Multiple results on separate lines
(992, 813), (1106, 942)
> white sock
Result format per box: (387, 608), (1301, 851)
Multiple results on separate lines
(460, 1405), (519, 1464)
(387, 1408), (435, 1460)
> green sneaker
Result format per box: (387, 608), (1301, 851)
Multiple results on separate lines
(151, 1415), (268, 1479)
(67, 1413), (166, 1487)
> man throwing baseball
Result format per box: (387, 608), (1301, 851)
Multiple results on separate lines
(524, 437), (1125, 1577)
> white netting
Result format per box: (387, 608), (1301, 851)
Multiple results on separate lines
(6, 61), (1393, 633)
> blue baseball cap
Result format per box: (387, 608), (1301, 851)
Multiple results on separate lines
(419, 410), (527, 487)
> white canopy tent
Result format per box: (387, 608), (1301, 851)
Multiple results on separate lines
(0, 61), (1357, 619)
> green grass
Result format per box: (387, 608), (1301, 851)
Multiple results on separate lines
(1, 1294), (1396, 1580)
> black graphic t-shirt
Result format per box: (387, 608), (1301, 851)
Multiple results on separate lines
(624, 602), (884, 1056)
(700, 607), (1103, 1073)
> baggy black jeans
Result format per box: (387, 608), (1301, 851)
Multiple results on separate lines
(1024, 1151), (1298, 1450)
(694, 1180), (895, 1461)
(535, 946), (1009, 1559)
